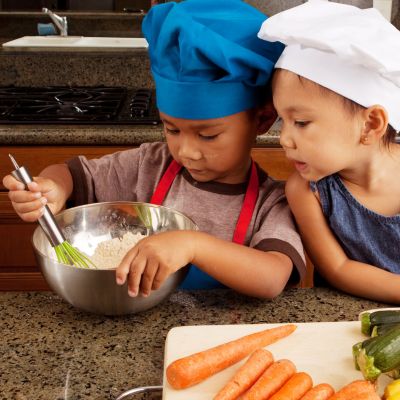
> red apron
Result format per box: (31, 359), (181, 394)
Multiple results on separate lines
(150, 159), (259, 288)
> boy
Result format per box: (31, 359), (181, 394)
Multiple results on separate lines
(3, 0), (305, 298)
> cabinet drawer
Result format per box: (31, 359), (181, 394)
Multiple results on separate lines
(0, 146), (130, 191)
(251, 148), (294, 180)
(1, 146), (295, 190)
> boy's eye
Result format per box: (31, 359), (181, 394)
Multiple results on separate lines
(295, 120), (310, 127)
(164, 127), (179, 135)
(199, 133), (219, 141)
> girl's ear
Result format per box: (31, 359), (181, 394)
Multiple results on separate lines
(256, 101), (278, 135)
(361, 105), (389, 144)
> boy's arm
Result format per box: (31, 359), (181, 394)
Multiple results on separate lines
(116, 229), (294, 299)
(190, 232), (293, 299)
(3, 163), (73, 222)
(286, 171), (400, 304)
(39, 164), (74, 212)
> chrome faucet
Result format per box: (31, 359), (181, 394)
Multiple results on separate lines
(42, 8), (68, 36)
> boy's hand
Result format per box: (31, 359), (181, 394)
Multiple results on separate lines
(115, 231), (196, 297)
(2, 174), (61, 222)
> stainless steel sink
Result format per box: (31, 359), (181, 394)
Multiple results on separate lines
(2, 36), (148, 49)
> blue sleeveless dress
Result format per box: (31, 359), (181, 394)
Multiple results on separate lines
(311, 174), (400, 274)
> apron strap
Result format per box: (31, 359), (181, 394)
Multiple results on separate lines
(150, 160), (182, 205)
(151, 159), (258, 245)
(232, 160), (259, 244)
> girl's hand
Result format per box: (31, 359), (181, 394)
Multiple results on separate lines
(115, 231), (196, 297)
(2, 174), (62, 222)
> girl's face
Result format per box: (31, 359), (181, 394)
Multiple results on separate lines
(272, 70), (365, 181)
(160, 110), (264, 184)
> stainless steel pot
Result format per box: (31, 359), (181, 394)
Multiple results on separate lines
(115, 385), (163, 400)
(32, 201), (198, 315)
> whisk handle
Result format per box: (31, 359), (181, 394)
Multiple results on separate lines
(11, 165), (66, 247)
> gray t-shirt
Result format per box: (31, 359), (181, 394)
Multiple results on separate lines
(67, 142), (306, 283)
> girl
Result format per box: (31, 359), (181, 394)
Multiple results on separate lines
(258, 0), (400, 303)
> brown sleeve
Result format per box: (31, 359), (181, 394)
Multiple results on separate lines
(66, 146), (145, 206)
(255, 238), (306, 284)
(67, 156), (93, 206)
(66, 142), (173, 207)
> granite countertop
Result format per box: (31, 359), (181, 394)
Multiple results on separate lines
(0, 124), (281, 146)
(0, 287), (392, 400)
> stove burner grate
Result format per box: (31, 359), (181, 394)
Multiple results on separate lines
(0, 86), (160, 125)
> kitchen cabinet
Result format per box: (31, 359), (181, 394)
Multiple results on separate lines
(0, 145), (311, 291)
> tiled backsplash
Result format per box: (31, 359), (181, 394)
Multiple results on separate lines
(248, 0), (372, 15)
(248, 0), (398, 24)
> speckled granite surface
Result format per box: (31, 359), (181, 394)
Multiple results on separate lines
(0, 125), (164, 146)
(0, 287), (392, 400)
(0, 124), (281, 146)
(0, 50), (153, 87)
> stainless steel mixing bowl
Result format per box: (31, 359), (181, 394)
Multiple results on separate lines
(32, 202), (198, 315)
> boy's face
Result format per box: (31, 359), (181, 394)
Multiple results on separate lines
(160, 109), (270, 184)
(272, 69), (365, 182)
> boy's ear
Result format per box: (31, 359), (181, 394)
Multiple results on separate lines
(255, 101), (278, 135)
(360, 105), (388, 144)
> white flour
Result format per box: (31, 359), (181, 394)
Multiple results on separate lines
(90, 232), (146, 269)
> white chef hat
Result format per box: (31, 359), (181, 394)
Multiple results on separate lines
(258, 0), (400, 131)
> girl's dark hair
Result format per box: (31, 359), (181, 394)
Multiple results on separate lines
(341, 97), (396, 147)
(297, 74), (397, 146)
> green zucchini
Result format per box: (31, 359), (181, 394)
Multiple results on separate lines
(361, 310), (400, 336)
(371, 323), (400, 337)
(352, 337), (376, 371)
(355, 325), (400, 381)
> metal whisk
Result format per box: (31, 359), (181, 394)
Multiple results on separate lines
(9, 154), (96, 269)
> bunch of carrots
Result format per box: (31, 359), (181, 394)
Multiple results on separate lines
(166, 324), (380, 400)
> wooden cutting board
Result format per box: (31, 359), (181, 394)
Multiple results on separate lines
(162, 321), (390, 399)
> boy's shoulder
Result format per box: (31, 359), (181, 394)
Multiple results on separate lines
(137, 141), (172, 166)
(139, 141), (169, 157)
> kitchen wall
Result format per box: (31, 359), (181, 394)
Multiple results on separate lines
(0, 12), (143, 39)
(0, 0), (398, 40)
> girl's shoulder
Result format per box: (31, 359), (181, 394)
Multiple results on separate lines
(316, 173), (400, 221)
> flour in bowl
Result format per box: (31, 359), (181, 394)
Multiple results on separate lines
(90, 232), (146, 269)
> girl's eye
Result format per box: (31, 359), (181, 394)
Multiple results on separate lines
(295, 120), (310, 127)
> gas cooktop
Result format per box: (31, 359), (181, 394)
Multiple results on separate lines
(0, 86), (160, 125)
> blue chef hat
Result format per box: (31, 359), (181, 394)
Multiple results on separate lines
(142, 0), (284, 119)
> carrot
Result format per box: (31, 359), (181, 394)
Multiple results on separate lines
(213, 348), (274, 400)
(328, 380), (380, 400)
(166, 324), (297, 389)
(268, 372), (313, 400)
(241, 359), (297, 400)
(299, 383), (335, 400)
